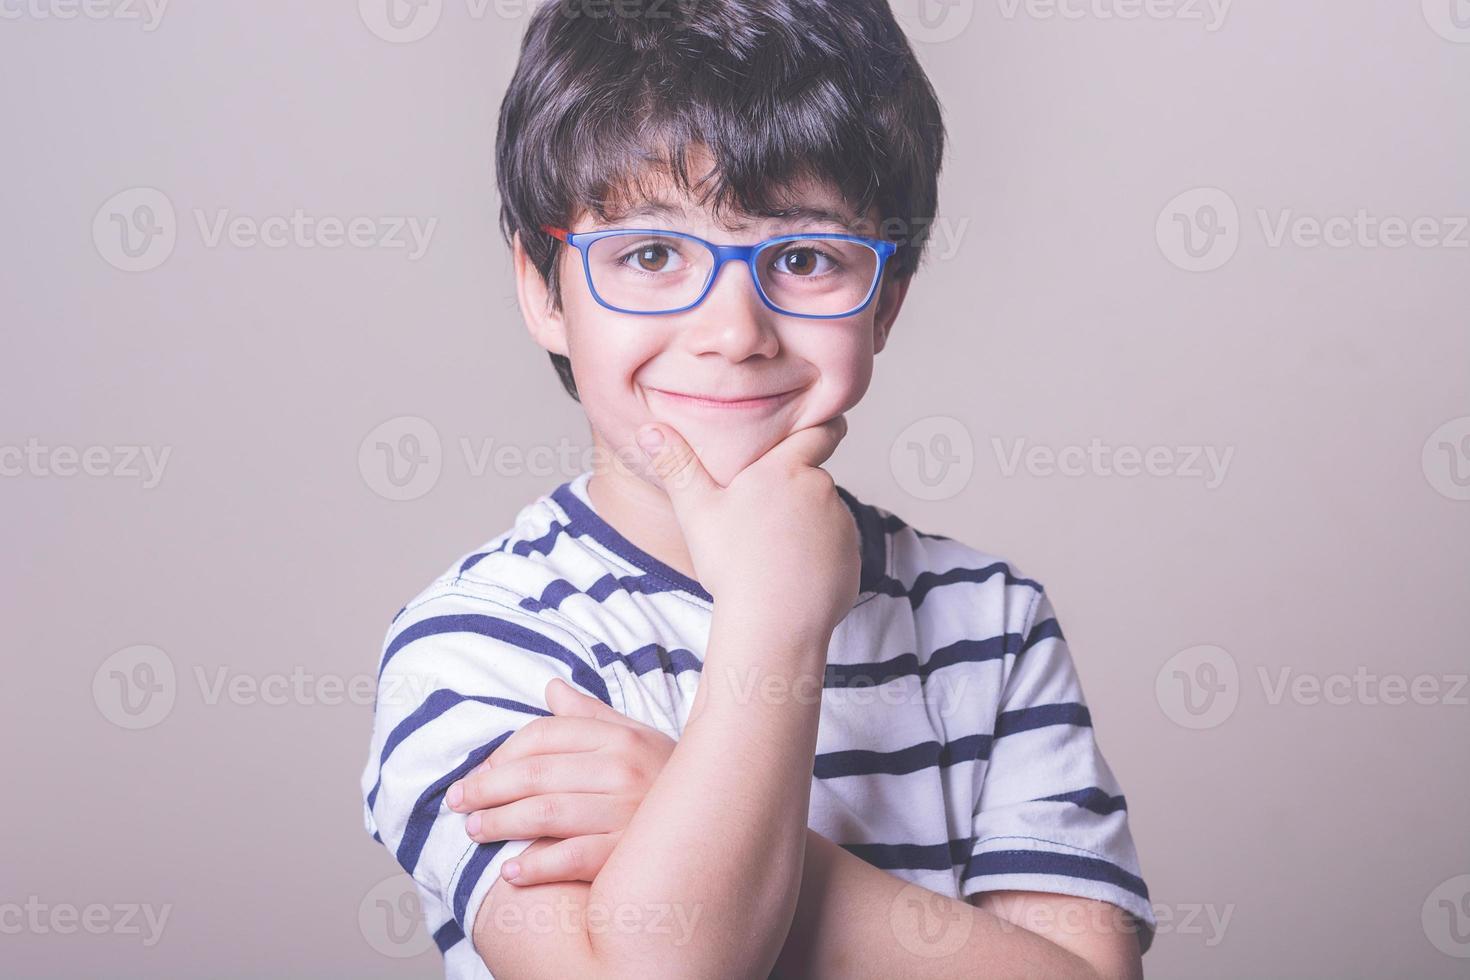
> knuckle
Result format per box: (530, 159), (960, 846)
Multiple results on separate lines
(521, 757), (548, 791)
(535, 796), (560, 824)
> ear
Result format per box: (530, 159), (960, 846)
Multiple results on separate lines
(871, 269), (911, 356)
(512, 229), (570, 357)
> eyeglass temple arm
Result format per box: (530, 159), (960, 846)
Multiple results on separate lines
(541, 225), (569, 242)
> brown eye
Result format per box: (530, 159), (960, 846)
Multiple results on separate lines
(781, 248), (818, 276)
(636, 246), (670, 272)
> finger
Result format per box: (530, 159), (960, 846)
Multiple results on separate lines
(636, 422), (720, 511)
(464, 793), (633, 843)
(450, 751), (629, 812)
(502, 833), (620, 887)
(480, 715), (621, 772)
(545, 677), (644, 730)
(763, 413), (848, 471)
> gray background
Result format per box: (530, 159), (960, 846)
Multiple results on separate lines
(2, 1), (1467, 977)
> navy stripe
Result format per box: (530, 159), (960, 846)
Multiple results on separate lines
(591, 640), (704, 678)
(815, 732), (991, 778)
(834, 484), (888, 595)
(995, 702), (1091, 737)
(366, 691), (553, 812)
(394, 734), (510, 876)
(378, 613), (609, 704)
(964, 849), (1150, 902)
(1021, 616), (1063, 652)
(434, 919), (465, 952)
(842, 837), (974, 871)
(551, 481), (713, 602)
(908, 562), (1042, 610)
(453, 841), (509, 930)
(822, 631), (1018, 689)
(1037, 787), (1128, 816)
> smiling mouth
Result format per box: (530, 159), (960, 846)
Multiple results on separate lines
(647, 387), (801, 410)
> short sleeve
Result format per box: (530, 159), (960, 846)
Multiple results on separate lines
(359, 587), (617, 961)
(962, 584), (1157, 956)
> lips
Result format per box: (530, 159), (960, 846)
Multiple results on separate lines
(647, 386), (800, 409)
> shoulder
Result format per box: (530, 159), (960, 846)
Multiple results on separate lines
(848, 491), (1050, 641)
(377, 480), (612, 684)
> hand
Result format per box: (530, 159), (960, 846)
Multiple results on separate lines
(444, 677), (676, 886)
(635, 414), (860, 645)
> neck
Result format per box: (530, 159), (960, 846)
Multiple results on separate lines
(585, 437), (700, 585)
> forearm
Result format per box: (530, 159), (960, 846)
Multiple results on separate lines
(769, 830), (1103, 980)
(584, 601), (829, 978)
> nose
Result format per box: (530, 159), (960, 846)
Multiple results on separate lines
(675, 255), (780, 361)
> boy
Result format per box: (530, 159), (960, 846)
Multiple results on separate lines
(360, 2), (1155, 977)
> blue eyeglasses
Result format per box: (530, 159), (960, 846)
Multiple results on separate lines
(543, 224), (897, 319)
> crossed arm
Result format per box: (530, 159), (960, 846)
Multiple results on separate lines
(464, 608), (1145, 979)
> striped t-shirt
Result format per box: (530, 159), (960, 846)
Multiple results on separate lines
(360, 468), (1156, 977)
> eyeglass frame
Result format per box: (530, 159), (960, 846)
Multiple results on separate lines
(541, 224), (899, 320)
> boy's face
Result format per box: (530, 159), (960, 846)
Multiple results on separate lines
(514, 149), (910, 489)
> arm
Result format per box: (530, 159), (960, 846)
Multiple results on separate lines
(767, 829), (1144, 980)
(475, 417), (858, 978)
(474, 605), (830, 978)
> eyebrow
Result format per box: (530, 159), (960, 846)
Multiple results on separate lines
(613, 198), (859, 232)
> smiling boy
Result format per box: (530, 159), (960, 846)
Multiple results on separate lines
(359, 2), (1155, 978)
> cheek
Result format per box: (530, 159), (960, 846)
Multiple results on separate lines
(795, 328), (877, 419)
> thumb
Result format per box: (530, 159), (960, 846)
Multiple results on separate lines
(636, 423), (718, 505)
(545, 677), (641, 729)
